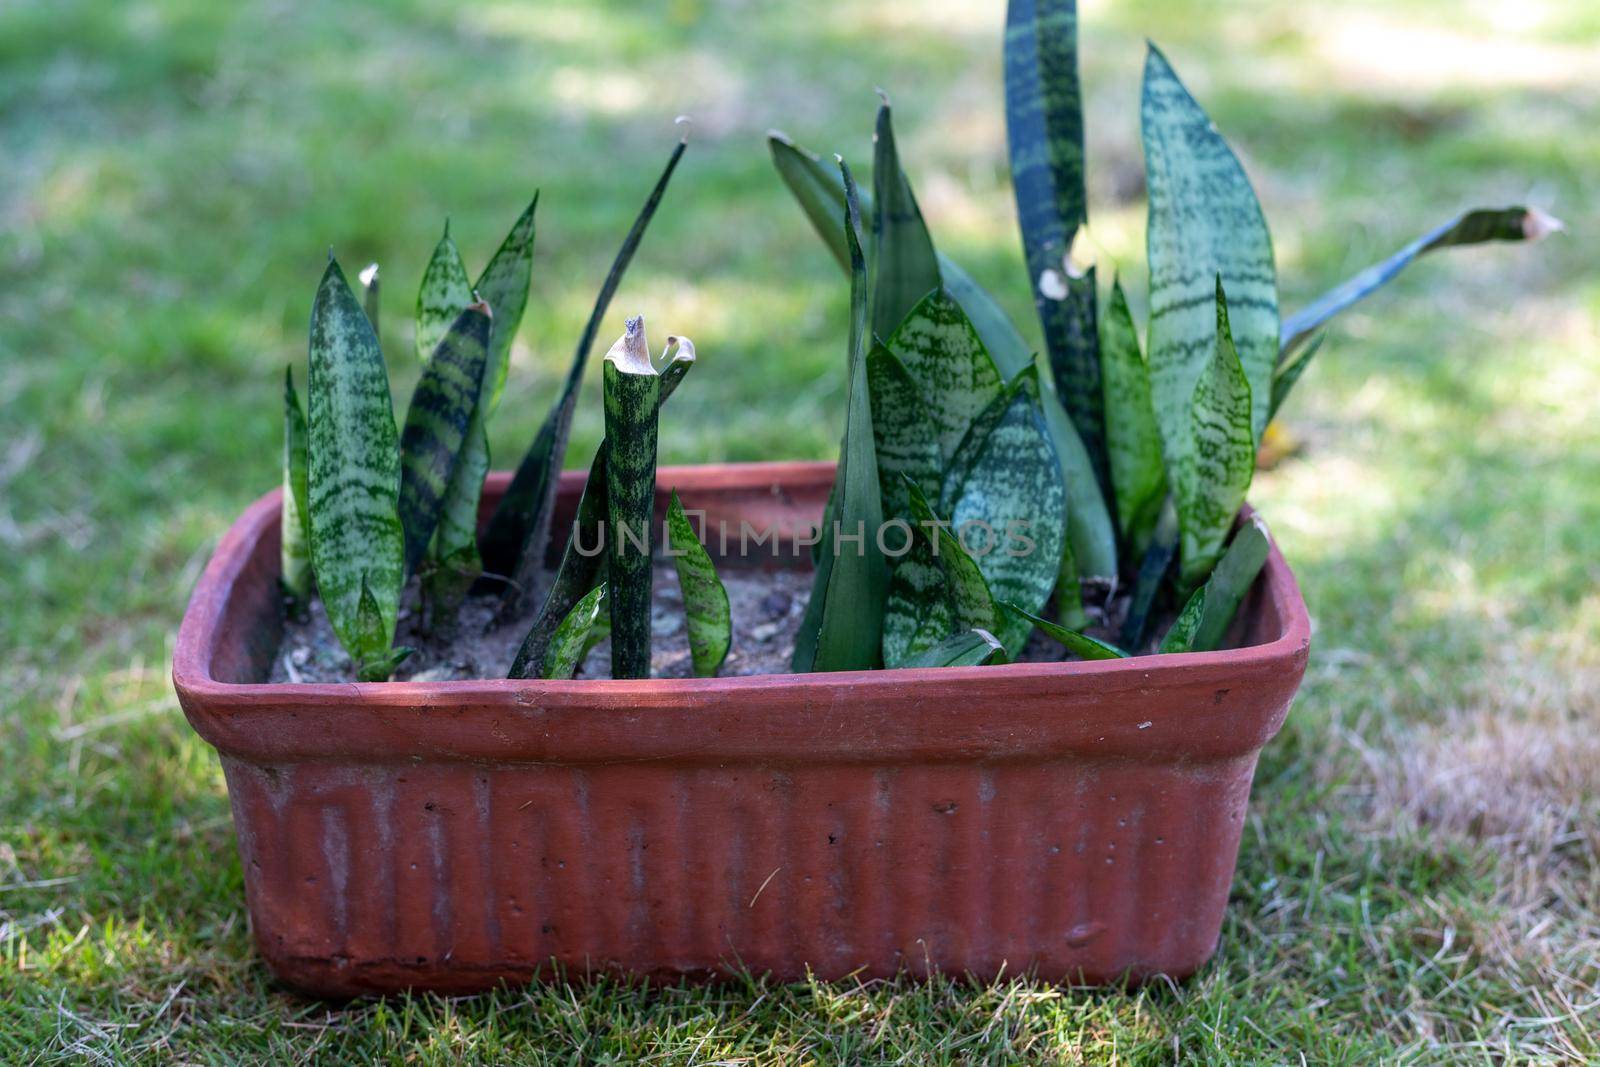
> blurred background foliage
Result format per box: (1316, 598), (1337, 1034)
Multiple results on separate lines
(1, 0), (1596, 1060)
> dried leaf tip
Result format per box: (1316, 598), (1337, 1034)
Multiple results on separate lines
(674, 115), (693, 144)
(874, 86), (891, 107)
(1523, 207), (1564, 241)
(605, 315), (656, 375)
(664, 336), (696, 364)
(466, 290), (492, 318)
(358, 262), (379, 287)
(767, 128), (794, 146)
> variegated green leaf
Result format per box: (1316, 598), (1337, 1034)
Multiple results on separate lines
(1268, 331), (1325, 420)
(508, 445), (608, 680)
(483, 137), (687, 612)
(1160, 514), (1270, 653)
(358, 263), (380, 349)
(1176, 279), (1255, 590)
(902, 628), (1008, 668)
(1280, 206), (1560, 360)
(602, 317), (662, 680)
(1002, 602), (1128, 660)
(542, 582), (608, 680)
(1100, 275), (1166, 552)
(1053, 532), (1087, 630)
(398, 299), (491, 574)
(768, 131), (1032, 379)
(281, 367), (312, 611)
(793, 162), (888, 673)
(507, 341), (696, 680)
(474, 194), (538, 414)
(306, 258), (405, 680)
(883, 479), (999, 667)
(940, 369), (1067, 652)
(870, 102), (942, 343)
(1143, 43), (1278, 459)
(885, 289), (1005, 464)
(667, 490), (731, 677)
(1004, 0), (1106, 491)
(415, 221), (472, 365)
(1119, 499), (1177, 649)
(1037, 378), (1117, 579)
(867, 341), (941, 519)
(423, 409), (489, 629)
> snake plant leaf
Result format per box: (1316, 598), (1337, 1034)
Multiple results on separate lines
(768, 131), (1032, 379)
(902, 628), (1008, 668)
(1160, 514), (1270, 653)
(280, 367), (312, 612)
(1002, 602), (1128, 660)
(423, 408), (490, 629)
(508, 445), (608, 679)
(541, 582), (609, 680)
(1053, 533), (1087, 630)
(1037, 379), (1117, 579)
(870, 101), (942, 343)
(1268, 331), (1325, 420)
(482, 136), (687, 610)
(1143, 43), (1279, 459)
(667, 490), (731, 677)
(358, 263), (380, 348)
(867, 341), (942, 519)
(398, 299), (491, 574)
(306, 258), (406, 680)
(1280, 206), (1561, 360)
(507, 342), (696, 680)
(1176, 279), (1255, 591)
(885, 289), (1005, 464)
(793, 161), (888, 673)
(415, 221), (472, 365)
(883, 479), (999, 667)
(939, 368), (1067, 652)
(1100, 275), (1166, 553)
(1004, 0), (1107, 492)
(474, 194), (539, 414)
(1119, 499), (1177, 650)
(602, 317), (662, 680)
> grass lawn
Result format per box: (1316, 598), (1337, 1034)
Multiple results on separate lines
(3, 0), (1598, 1061)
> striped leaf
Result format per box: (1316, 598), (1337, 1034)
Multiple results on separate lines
(1004, 0), (1107, 493)
(1099, 275), (1166, 552)
(507, 446), (608, 679)
(398, 299), (491, 574)
(358, 263), (380, 349)
(870, 102), (942, 343)
(422, 408), (489, 630)
(1119, 499), (1177, 649)
(1001, 602), (1128, 660)
(602, 317), (662, 679)
(940, 369), (1067, 653)
(792, 162), (888, 673)
(667, 491), (731, 677)
(542, 582), (609, 680)
(1037, 379), (1118, 580)
(885, 289), (1005, 464)
(280, 366), (312, 612)
(1176, 279), (1255, 590)
(883, 480), (999, 668)
(1281, 206), (1561, 360)
(867, 341), (941, 519)
(768, 132), (1032, 379)
(306, 258), (406, 680)
(1160, 514), (1270, 653)
(1143, 43), (1278, 461)
(474, 194), (539, 414)
(902, 628), (1008, 668)
(507, 341), (696, 680)
(1053, 532), (1087, 630)
(415, 221), (472, 365)
(482, 137), (687, 612)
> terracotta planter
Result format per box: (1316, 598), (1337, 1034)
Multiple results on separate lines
(174, 462), (1309, 997)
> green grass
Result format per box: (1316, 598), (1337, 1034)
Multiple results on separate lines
(3, 0), (1597, 1061)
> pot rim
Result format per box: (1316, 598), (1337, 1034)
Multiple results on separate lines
(173, 461), (1310, 707)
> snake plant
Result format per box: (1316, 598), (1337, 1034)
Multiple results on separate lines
(279, 129), (729, 681)
(771, 0), (1556, 669)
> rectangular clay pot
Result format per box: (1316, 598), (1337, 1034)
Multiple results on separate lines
(174, 462), (1309, 997)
